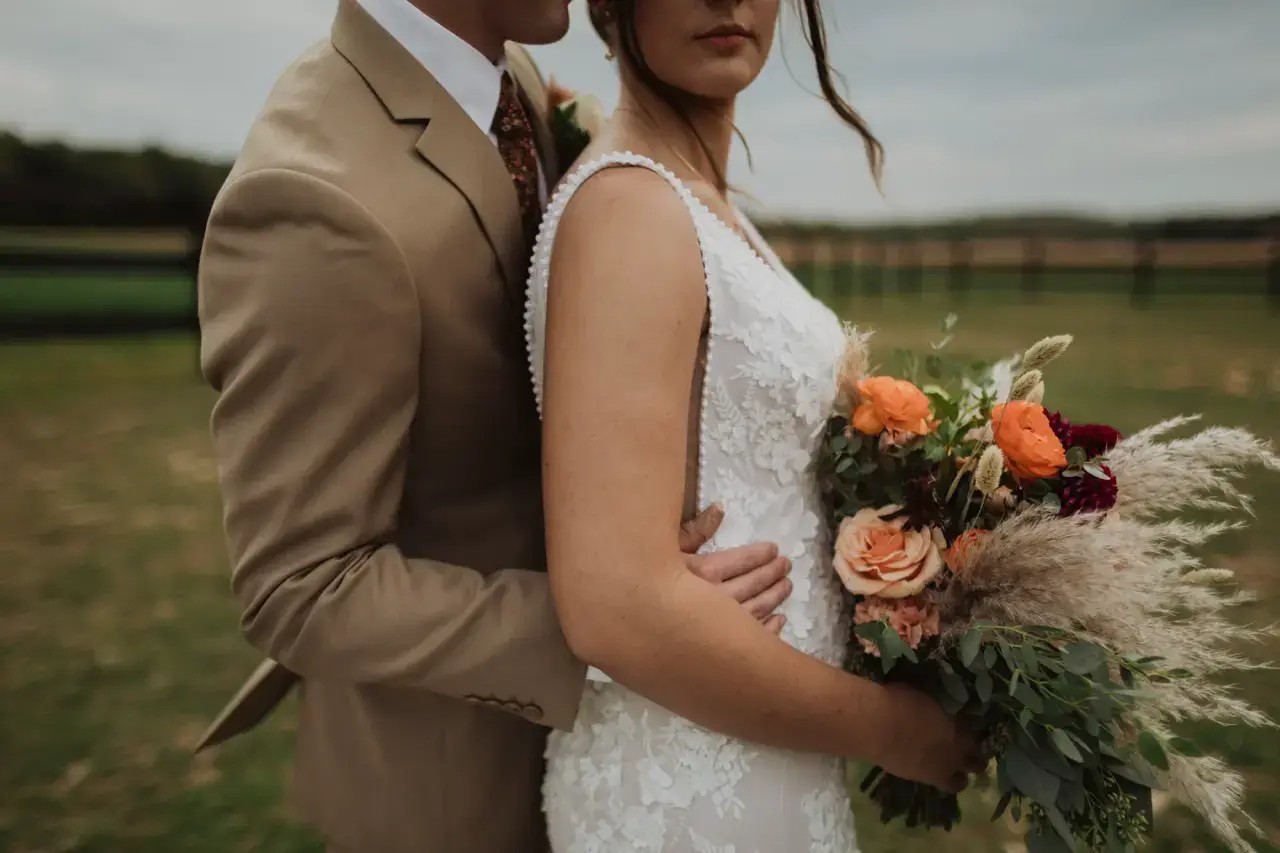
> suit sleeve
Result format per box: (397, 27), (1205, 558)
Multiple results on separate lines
(198, 168), (585, 730)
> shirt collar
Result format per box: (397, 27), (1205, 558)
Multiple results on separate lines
(354, 0), (506, 134)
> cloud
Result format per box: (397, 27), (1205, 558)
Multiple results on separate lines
(3, 0), (1276, 218)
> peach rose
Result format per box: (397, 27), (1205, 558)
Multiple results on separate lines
(991, 401), (1067, 480)
(833, 506), (944, 599)
(854, 596), (941, 656)
(852, 376), (934, 437)
(944, 528), (991, 574)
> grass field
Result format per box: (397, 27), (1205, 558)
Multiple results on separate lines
(2, 282), (1278, 852)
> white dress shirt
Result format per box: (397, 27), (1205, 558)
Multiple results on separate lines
(355, 0), (547, 199)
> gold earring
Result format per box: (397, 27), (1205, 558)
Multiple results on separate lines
(605, 47), (616, 60)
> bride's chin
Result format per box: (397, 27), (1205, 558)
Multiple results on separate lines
(669, 64), (759, 101)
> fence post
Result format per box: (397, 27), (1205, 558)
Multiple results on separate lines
(864, 240), (884, 298)
(833, 237), (856, 301)
(1131, 233), (1157, 307)
(812, 237), (835, 303)
(899, 239), (923, 298)
(1268, 235), (1280, 313)
(1021, 236), (1044, 299)
(948, 239), (972, 300)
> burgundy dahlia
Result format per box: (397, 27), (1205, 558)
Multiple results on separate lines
(1070, 423), (1124, 459)
(1047, 411), (1073, 449)
(1059, 464), (1118, 516)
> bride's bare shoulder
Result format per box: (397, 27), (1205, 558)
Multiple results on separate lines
(553, 162), (702, 278)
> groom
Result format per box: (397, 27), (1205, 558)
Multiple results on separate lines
(195, 1), (792, 851)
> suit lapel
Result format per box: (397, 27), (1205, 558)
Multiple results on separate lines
(332, 0), (525, 288)
(414, 119), (525, 289)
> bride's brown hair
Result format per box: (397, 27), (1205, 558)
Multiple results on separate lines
(589, 0), (884, 191)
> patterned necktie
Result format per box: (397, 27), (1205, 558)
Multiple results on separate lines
(492, 72), (542, 247)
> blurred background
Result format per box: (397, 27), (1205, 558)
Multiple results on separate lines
(2, 1), (1277, 851)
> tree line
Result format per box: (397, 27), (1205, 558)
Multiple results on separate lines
(2, 131), (1276, 239)
(0, 131), (230, 229)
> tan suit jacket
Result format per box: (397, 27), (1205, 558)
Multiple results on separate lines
(196, 3), (585, 850)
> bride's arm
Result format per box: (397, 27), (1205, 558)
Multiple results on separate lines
(542, 169), (978, 790)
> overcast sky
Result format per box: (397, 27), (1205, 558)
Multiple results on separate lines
(4, 0), (1278, 220)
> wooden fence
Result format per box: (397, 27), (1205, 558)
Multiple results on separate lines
(757, 229), (1280, 307)
(0, 226), (203, 338)
(2, 227), (1278, 340)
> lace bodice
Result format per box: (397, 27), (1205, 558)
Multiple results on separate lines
(526, 152), (857, 852)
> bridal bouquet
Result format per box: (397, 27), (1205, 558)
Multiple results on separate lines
(818, 317), (1277, 852)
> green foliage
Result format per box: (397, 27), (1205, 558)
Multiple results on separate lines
(860, 622), (1175, 850)
(549, 102), (593, 169)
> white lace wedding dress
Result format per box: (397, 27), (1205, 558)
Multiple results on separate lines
(525, 152), (858, 852)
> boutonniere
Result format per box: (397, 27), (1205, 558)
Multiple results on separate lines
(547, 79), (606, 168)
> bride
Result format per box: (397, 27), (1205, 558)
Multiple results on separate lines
(525, 1), (983, 850)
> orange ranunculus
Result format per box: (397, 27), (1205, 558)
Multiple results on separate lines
(852, 376), (934, 436)
(944, 528), (991, 574)
(991, 401), (1067, 480)
(833, 506), (944, 599)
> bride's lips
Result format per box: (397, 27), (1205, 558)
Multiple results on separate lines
(695, 22), (755, 51)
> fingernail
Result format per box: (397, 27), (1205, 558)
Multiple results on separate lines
(784, 558), (793, 575)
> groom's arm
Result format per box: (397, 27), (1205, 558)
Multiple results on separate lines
(198, 168), (588, 728)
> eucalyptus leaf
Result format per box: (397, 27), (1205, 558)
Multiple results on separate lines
(1019, 708), (1034, 733)
(1066, 447), (1088, 468)
(1014, 682), (1045, 714)
(836, 457), (854, 474)
(1112, 758), (1160, 789)
(1041, 803), (1078, 849)
(1004, 748), (1061, 805)
(941, 669), (969, 704)
(1050, 728), (1084, 763)
(975, 669), (994, 704)
(1084, 462), (1111, 480)
(1023, 646), (1043, 678)
(1138, 731), (1169, 771)
(960, 630), (983, 668)
(1170, 736), (1205, 758)
(1062, 643), (1105, 676)
(855, 621), (886, 643)
(1040, 493), (1062, 514)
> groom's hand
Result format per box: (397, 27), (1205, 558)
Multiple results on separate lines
(679, 504), (791, 635)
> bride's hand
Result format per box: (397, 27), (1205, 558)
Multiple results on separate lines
(878, 684), (985, 793)
(679, 504), (791, 635)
